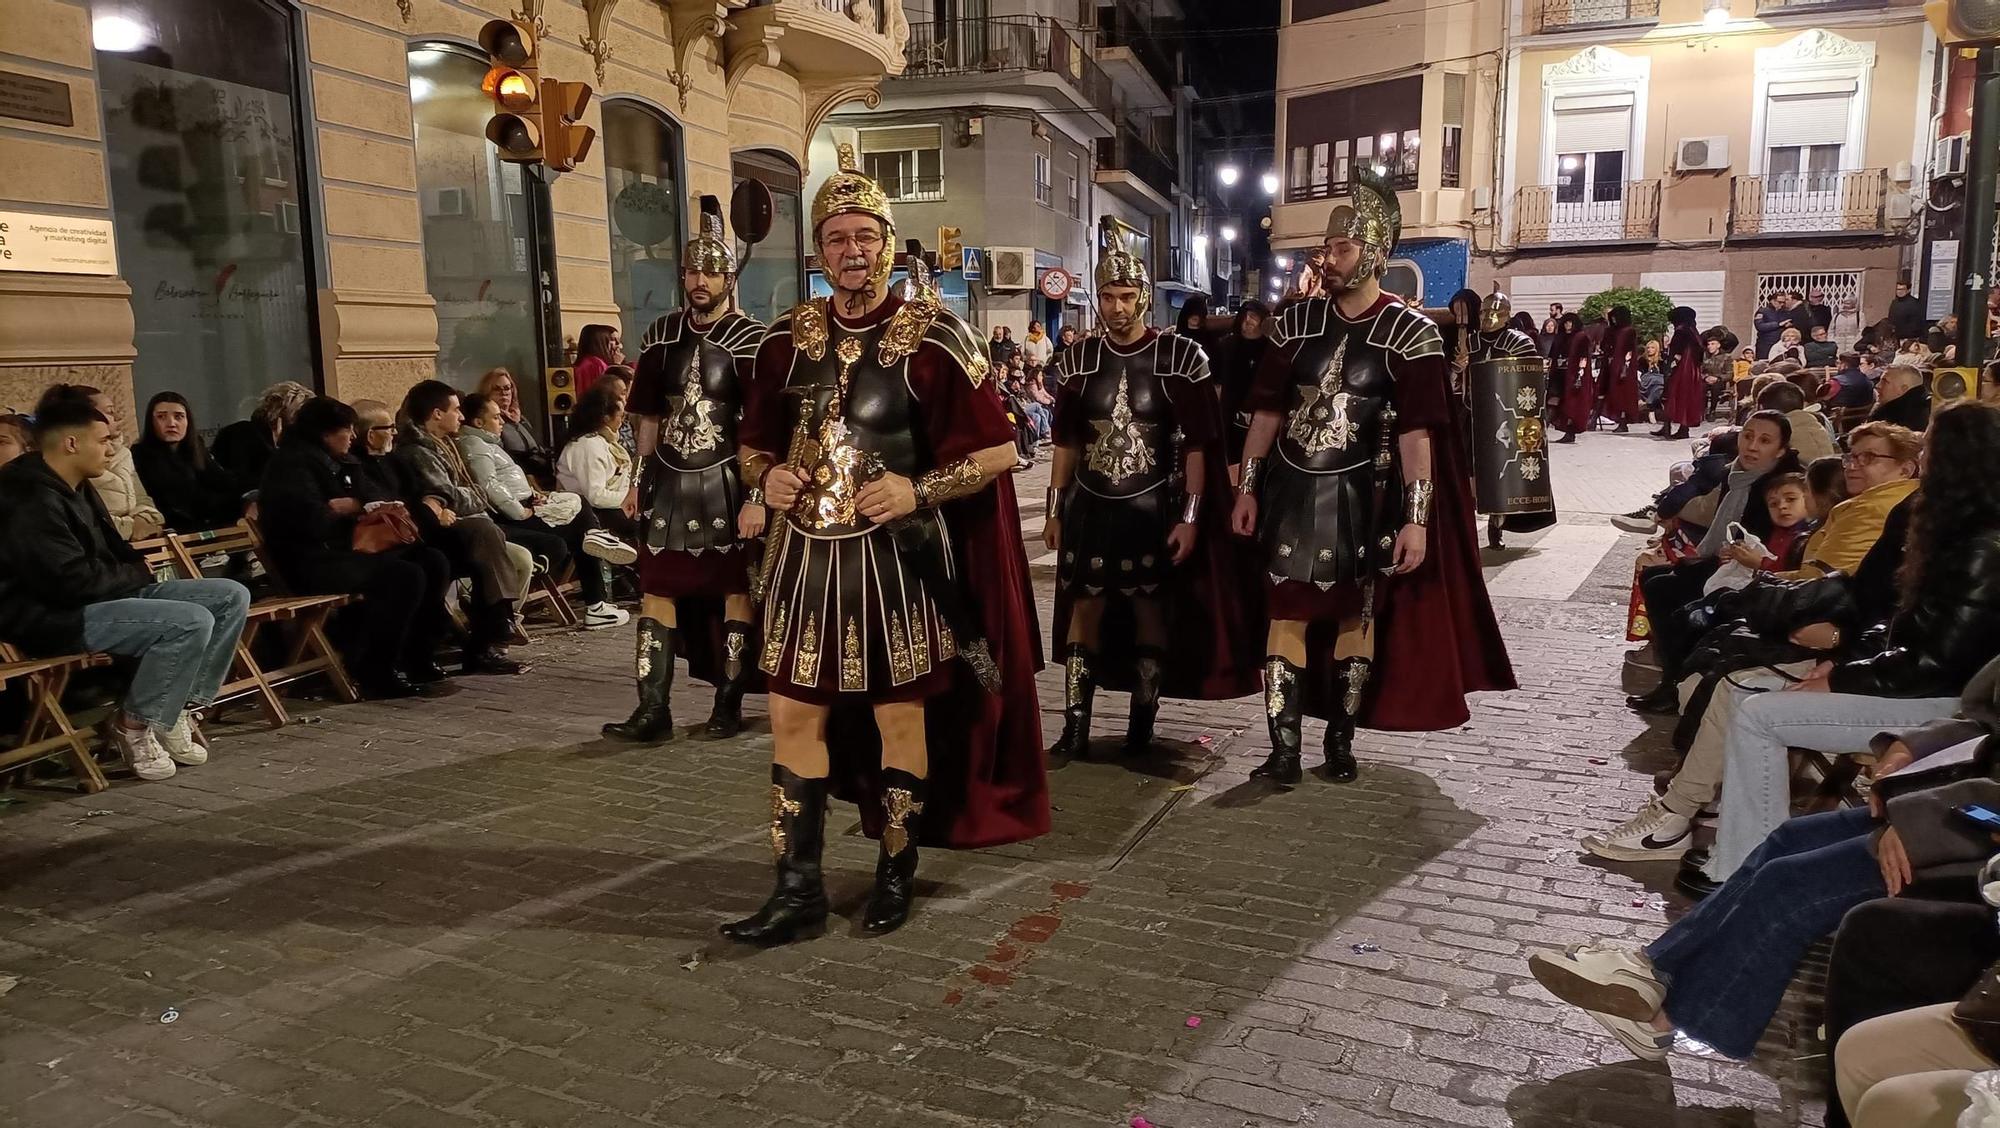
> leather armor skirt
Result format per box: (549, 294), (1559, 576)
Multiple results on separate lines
(1056, 485), (1175, 597)
(1257, 456), (1389, 621)
(757, 512), (960, 704)
(639, 456), (750, 597)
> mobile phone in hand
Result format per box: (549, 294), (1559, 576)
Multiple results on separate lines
(1953, 803), (2000, 830)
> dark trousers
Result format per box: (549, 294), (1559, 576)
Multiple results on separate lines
(498, 510), (606, 605)
(291, 545), (451, 675)
(1641, 558), (1720, 676)
(1823, 896), (2000, 1128)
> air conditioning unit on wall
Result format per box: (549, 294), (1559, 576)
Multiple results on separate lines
(1676, 136), (1729, 172)
(1935, 133), (1970, 178)
(987, 247), (1035, 290)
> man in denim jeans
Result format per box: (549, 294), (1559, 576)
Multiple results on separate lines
(0, 399), (249, 781)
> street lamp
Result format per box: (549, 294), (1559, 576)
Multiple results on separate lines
(1218, 165), (1241, 187)
(1220, 225), (1238, 242)
(1260, 172), (1279, 196)
(1193, 233), (1210, 257)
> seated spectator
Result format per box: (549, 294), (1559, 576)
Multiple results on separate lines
(1805, 453), (1850, 518)
(0, 413), (28, 469)
(1738, 472), (1816, 573)
(1895, 339), (1935, 369)
(1870, 364), (1932, 433)
(1701, 338), (1733, 401)
(1626, 412), (1799, 711)
(1825, 352), (1876, 410)
(557, 384), (639, 541)
(1774, 423), (1921, 582)
(212, 381), (312, 484)
(1926, 314), (1959, 356)
(458, 391), (631, 630)
(1734, 348), (1756, 383)
(390, 381), (531, 674)
(600, 365), (640, 464)
(257, 397), (452, 700)
(1838, 1002), (1995, 1127)
(0, 399), (249, 780)
(476, 367), (555, 484)
(1759, 379), (1838, 464)
(1804, 324), (1839, 368)
(572, 323), (622, 400)
(36, 384), (164, 542)
(1637, 340), (1669, 420)
(1531, 680), (2000, 1067)
(131, 392), (250, 533)
(1767, 325), (1807, 364)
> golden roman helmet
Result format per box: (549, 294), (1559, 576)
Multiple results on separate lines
(684, 194), (736, 276)
(811, 142), (896, 290)
(1479, 286), (1512, 334)
(1321, 165), (1401, 291)
(1094, 216), (1151, 318)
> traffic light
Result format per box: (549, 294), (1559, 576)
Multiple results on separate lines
(542, 80), (595, 173)
(938, 225), (963, 270)
(1926, 0), (2000, 44)
(479, 19), (542, 163)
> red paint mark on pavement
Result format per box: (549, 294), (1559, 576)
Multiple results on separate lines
(941, 879), (1090, 1006)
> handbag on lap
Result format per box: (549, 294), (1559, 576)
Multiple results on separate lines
(351, 505), (420, 554)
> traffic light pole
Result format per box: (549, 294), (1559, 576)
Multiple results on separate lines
(1958, 45), (2000, 367)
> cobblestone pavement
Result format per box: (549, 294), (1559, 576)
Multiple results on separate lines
(0, 429), (1831, 1128)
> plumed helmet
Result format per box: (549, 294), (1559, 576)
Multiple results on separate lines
(1095, 216), (1151, 317)
(810, 143), (896, 289)
(684, 194), (735, 275)
(1322, 165), (1401, 290)
(1479, 286), (1512, 334)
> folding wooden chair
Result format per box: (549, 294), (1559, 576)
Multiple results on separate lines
(166, 522), (358, 728)
(0, 642), (111, 793)
(519, 561), (580, 629)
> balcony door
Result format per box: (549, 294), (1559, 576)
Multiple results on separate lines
(1549, 100), (1631, 241)
(1761, 89), (1852, 233)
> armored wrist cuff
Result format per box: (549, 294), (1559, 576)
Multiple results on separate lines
(1238, 457), (1264, 495)
(1404, 479), (1436, 527)
(915, 456), (985, 508)
(745, 486), (767, 507)
(1180, 493), (1201, 524)
(1045, 485), (1064, 521)
(744, 452), (776, 489)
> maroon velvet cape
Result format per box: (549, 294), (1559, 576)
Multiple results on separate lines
(1553, 326), (1601, 433)
(1047, 424), (1264, 702)
(1601, 325), (1642, 424)
(1662, 326), (1707, 428)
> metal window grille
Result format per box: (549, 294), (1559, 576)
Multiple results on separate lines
(1756, 270), (1864, 345)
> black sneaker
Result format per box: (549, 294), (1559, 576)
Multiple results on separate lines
(1674, 849), (1720, 900)
(461, 649), (529, 676)
(1611, 507), (1658, 534)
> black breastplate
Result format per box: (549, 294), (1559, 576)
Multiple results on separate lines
(1276, 324), (1393, 473)
(788, 318), (927, 536)
(655, 327), (743, 471)
(1074, 342), (1176, 498)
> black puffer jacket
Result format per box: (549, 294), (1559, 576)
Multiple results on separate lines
(0, 454), (152, 655)
(1830, 526), (2000, 698)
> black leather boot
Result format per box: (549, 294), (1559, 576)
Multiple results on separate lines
(703, 619), (753, 739)
(1048, 645), (1095, 761)
(602, 618), (677, 742)
(1324, 658), (1368, 783)
(1122, 647), (1164, 757)
(862, 769), (927, 935)
(1250, 656), (1304, 784)
(462, 602), (528, 675)
(721, 766), (830, 945)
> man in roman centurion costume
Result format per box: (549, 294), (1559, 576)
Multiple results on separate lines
(1460, 286), (1555, 550)
(722, 146), (1047, 945)
(604, 196), (767, 744)
(1041, 219), (1261, 762)
(1231, 168), (1514, 785)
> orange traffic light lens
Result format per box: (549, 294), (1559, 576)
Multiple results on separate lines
(496, 72), (535, 108)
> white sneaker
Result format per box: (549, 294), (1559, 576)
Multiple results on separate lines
(1528, 942), (1667, 1021)
(1582, 796), (1694, 862)
(110, 719), (176, 781)
(1580, 1005), (1674, 1062)
(582, 529), (638, 566)
(582, 602), (630, 630)
(156, 711), (209, 766)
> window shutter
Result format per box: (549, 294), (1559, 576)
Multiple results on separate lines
(859, 125), (941, 153)
(1551, 105), (1631, 155)
(1764, 92), (1850, 149)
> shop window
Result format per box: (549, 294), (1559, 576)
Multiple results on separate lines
(93, 0), (317, 429)
(602, 101), (684, 348)
(733, 149), (804, 325)
(409, 44), (546, 418)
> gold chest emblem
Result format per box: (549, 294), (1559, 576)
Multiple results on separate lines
(1286, 337), (1355, 455)
(793, 334), (874, 531)
(662, 349), (724, 457)
(1083, 372), (1156, 484)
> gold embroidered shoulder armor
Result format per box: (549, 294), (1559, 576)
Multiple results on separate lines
(781, 299), (829, 361)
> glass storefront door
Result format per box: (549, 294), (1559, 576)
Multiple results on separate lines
(409, 44), (548, 427)
(731, 149), (805, 325)
(93, 0), (317, 430)
(602, 101), (683, 348)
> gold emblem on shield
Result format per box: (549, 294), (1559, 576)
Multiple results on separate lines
(1515, 416), (1545, 455)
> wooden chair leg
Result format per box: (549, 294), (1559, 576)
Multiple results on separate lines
(30, 668), (106, 794)
(231, 621), (289, 729)
(304, 613), (360, 704)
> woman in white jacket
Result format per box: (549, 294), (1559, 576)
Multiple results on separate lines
(36, 384), (165, 541)
(460, 392), (633, 628)
(556, 385), (639, 541)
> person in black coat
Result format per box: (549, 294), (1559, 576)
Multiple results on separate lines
(1210, 300), (1271, 473)
(1869, 364), (1933, 433)
(130, 392), (248, 532)
(256, 397), (452, 700)
(1887, 280), (1928, 344)
(211, 381), (313, 485)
